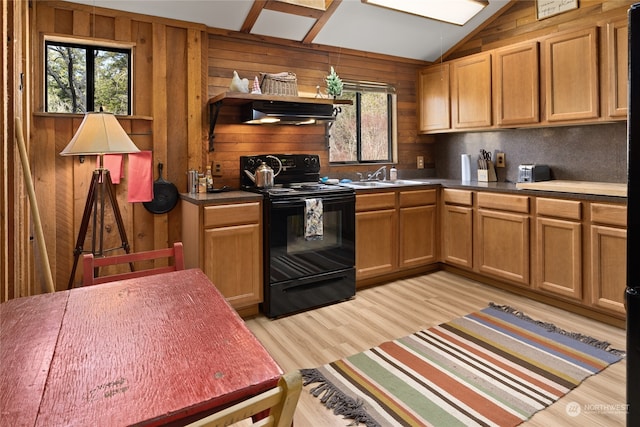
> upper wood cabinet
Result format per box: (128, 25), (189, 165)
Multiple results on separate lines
(606, 18), (628, 118)
(543, 27), (599, 122)
(417, 15), (630, 133)
(417, 63), (450, 132)
(493, 41), (540, 126)
(451, 52), (492, 129)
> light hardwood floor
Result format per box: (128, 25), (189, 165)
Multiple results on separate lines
(244, 271), (626, 426)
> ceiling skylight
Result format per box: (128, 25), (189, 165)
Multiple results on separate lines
(361, 0), (489, 26)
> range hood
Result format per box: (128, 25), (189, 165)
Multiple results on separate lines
(207, 92), (352, 151)
(241, 100), (335, 125)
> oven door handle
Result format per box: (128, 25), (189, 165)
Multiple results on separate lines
(280, 271), (352, 292)
(270, 194), (355, 207)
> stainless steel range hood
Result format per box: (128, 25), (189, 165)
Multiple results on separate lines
(241, 100), (335, 125)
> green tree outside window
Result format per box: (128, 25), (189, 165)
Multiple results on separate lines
(46, 40), (131, 115)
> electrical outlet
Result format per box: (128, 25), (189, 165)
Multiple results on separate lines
(212, 162), (223, 177)
(417, 156), (424, 169)
(496, 152), (506, 168)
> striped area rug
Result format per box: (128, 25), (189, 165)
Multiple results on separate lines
(301, 303), (624, 427)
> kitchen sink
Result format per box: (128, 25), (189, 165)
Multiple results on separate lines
(388, 179), (431, 186)
(347, 181), (395, 187)
(340, 179), (431, 188)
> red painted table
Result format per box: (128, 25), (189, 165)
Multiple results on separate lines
(0, 269), (282, 426)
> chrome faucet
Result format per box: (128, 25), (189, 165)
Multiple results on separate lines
(367, 166), (387, 181)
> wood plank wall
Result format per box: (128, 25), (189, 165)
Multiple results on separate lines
(205, 32), (435, 189)
(446, 0), (635, 60)
(17, 1), (432, 295)
(26, 1), (206, 292)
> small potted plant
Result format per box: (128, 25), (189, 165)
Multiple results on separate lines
(326, 66), (343, 99)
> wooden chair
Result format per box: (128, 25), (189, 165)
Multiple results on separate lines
(82, 242), (185, 286)
(186, 370), (302, 427)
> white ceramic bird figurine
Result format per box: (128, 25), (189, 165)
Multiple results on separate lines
(229, 70), (249, 93)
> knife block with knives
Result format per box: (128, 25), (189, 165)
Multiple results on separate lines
(477, 149), (497, 182)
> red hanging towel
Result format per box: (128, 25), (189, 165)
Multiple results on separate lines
(127, 151), (154, 203)
(99, 154), (124, 184)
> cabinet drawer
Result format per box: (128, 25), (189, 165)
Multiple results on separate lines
(356, 192), (396, 212)
(399, 189), (436, 207)
(204, 202), (261, 228)
(443, 189), (473, 206)
(591, 203), (627, 227)
(536, 198), (582, 220)
(477, 192), (529, 213)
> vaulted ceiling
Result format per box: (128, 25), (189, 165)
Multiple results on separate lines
(64, 0), (514, 62)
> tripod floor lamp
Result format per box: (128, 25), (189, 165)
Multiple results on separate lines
(60, 111), (140, 289)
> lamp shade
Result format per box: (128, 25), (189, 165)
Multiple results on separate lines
(60, 112), (140, 156)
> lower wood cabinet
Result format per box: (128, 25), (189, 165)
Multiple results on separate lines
(182, 200), (263, 316)
(356, 206), (396, 280)
(534, 198), (583, 301)
(589, 203), (627, 315)
(441, 189), (473, 268)
(476, 193), (530, 286)
(439, 189), (626, 321)
(399, 190), (437, 268)
(355, 188), (437, 285)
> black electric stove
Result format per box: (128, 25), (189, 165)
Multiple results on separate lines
(240, 154), (356, 318)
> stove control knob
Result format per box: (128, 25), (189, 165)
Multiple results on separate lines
(247, 158), (256, 168)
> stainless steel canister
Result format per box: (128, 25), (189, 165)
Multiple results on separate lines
(187, 170), (199, 194)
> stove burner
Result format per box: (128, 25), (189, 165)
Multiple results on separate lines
(267, 187), (295, 193)
(240, 154), (353, 199)
(299, 183), (322, 190)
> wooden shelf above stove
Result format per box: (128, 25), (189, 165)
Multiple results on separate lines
(207, 92), (353, 106)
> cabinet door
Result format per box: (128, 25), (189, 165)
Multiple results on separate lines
(590, 225), (627, 315)
(442, 205), (473, 268)
(418, 64), (450, 132)
(399, 205), (436, 268)
(451, 53), (492, 128)
(203, 224), (262, 309)
(535, 217), (582, 301)
(606, 18), (628, 118)
(493, 41), (539, 126)
(544, 27), (599, 121)
(356, 209), (396, 281)
(477, 209), (529, 285)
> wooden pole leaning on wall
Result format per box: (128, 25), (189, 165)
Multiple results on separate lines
(15, 117), (55, 294)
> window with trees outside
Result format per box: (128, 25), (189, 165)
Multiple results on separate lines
(328, 82), (396, 164)
(45, 39), (131, 115)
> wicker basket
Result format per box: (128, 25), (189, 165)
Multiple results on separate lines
(260, 72), (298, 96)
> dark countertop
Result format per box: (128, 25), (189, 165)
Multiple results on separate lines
(433, 179), (627, 204)
(179, 181), (627, 205)
(348, 178), (627, 204)
(180, 191), (263, 205)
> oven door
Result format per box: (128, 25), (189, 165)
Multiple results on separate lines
(266, 192), (355, 284)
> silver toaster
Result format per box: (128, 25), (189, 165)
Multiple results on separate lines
(517, 164), (551, 183)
